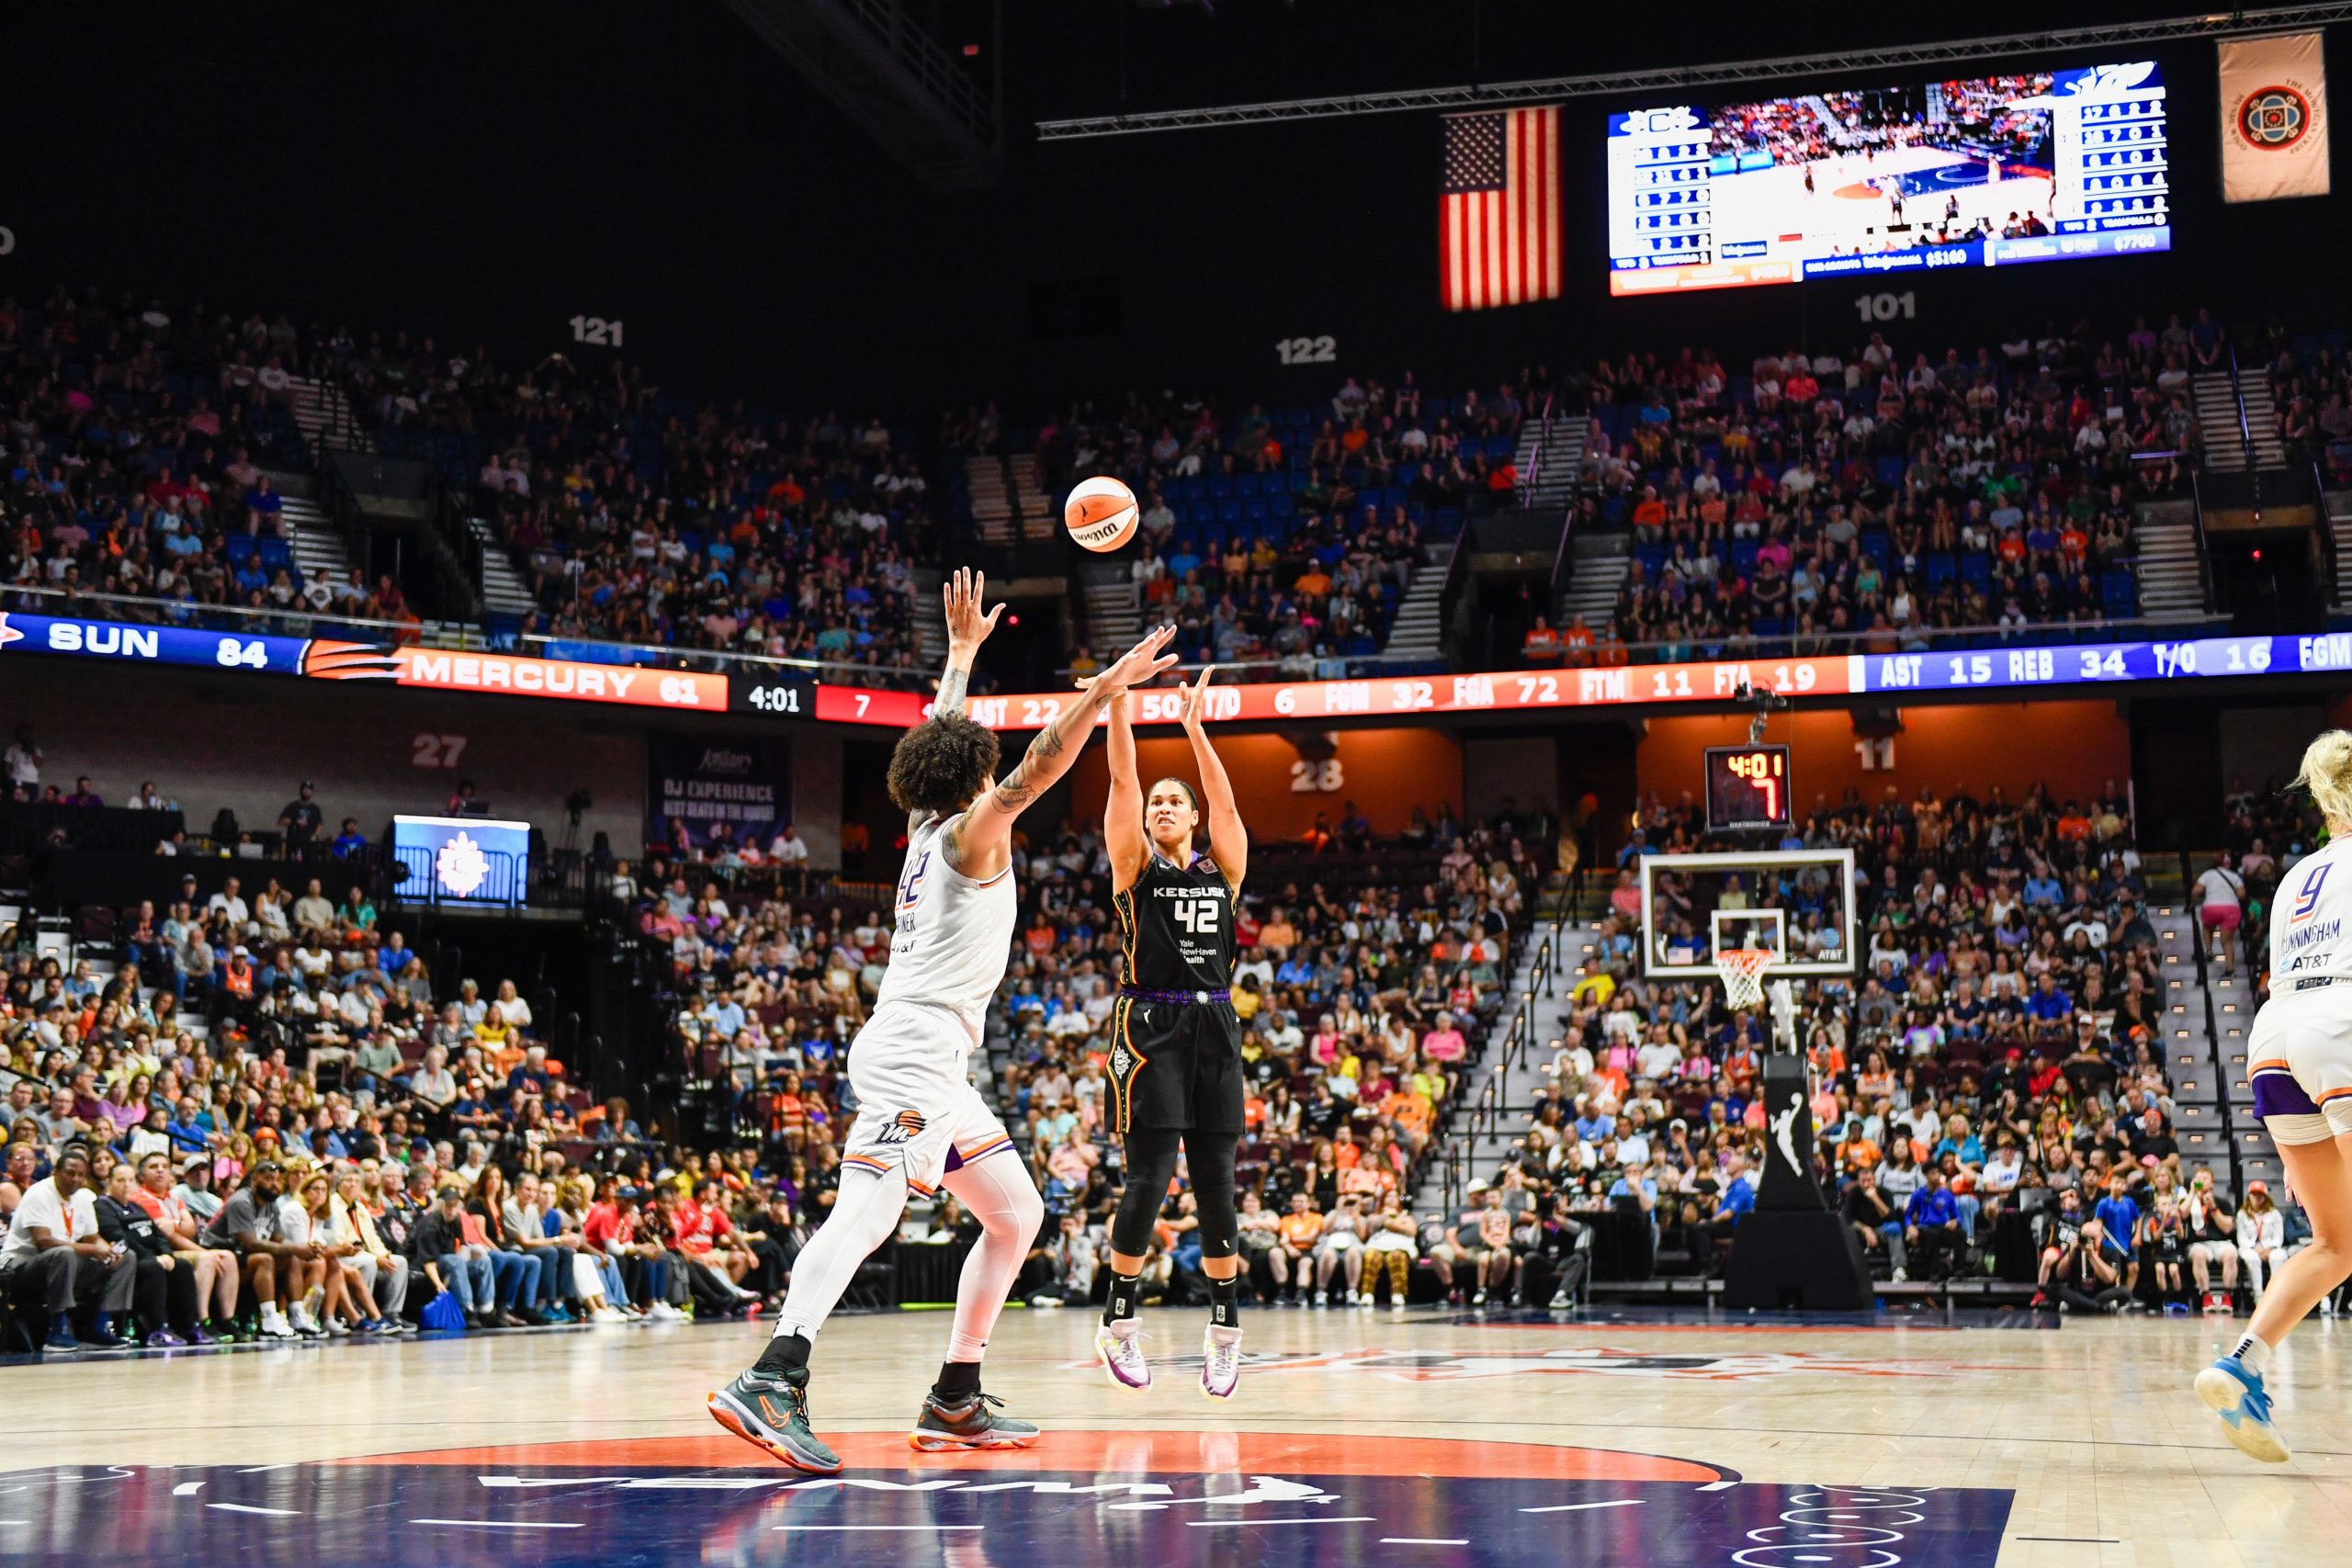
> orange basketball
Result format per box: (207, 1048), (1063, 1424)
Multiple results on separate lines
(1064, 476), (1138, 552)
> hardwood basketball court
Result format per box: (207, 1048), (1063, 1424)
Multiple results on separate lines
(6, 1305), (2342, 1567)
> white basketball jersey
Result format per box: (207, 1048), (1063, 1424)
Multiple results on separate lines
(872, 812), (1017, 1046)
(2271, 838), (2352, 987)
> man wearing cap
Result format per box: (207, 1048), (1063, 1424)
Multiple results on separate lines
(130, 1151), (239, 1343)
(198, 1160), (318, 1339)
(0, 1145), (137, 1352)
(408, 1184), (496, 1329)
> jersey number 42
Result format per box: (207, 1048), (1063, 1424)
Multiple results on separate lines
(1173, 897), (1222, 933)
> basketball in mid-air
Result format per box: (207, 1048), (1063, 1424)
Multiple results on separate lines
(1064, 476), (1138, 552)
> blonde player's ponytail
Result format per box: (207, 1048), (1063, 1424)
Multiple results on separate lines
(2294, 728), (2352, 830)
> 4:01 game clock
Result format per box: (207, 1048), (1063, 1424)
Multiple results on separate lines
(1704, 744), (1792, 832)
(730, 675), (816, 718)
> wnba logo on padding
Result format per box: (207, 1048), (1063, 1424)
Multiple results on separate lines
(2291, 861), (2331, 921)
(2241, 85), (2312, 149)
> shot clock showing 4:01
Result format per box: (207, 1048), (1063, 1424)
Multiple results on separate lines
(1704, 743), (1793, 832)
(731, 676), (816, 718)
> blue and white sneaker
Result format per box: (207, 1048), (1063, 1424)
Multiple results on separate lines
(2197, 1356), (2290, 1463)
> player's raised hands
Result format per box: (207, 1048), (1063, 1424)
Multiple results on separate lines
(1093, 624), (1181, 696)
(942, 567), (1005, 658)
(1178, 664), (1216, 734)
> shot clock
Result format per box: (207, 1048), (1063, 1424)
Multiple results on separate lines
(1704, 744), (1793, 832)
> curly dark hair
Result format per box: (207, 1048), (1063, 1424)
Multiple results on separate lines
(887, 714), (1001, 816)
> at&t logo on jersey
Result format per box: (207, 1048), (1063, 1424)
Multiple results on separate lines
(2291, 860), (2332, 922)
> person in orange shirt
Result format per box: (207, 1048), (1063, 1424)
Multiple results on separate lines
(1561, 615), (1595, 667)
(1521, 616), (1562, 663)
(1383, 1084), (1434, 1154)
(1295, 564), (1332, 599)
(1272, 1192), (1325, 1304)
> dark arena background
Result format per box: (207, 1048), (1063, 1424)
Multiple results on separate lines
(5, 2), (2352, 1563)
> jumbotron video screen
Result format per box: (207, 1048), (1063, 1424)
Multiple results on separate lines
(1609, 60), (2170, 295)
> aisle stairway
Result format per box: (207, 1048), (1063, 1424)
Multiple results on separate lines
(1513, 413), (1586, 510)
(273, 483), (355, 595)
(1410, 916), (1590, 1206)
(967, 456), (1018, 546)
(1381, 542), (1453, 661)
(2133, 506), (2208, 620)
(1557, 533), (1630, 636)
(1080, 561), (1141, 659)
(285, 374), (372, 455)
(468, 517), (538, 620)
(2191, 369), (2284, 471)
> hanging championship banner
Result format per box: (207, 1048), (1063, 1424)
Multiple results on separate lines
(2220, 32), (2332, 203)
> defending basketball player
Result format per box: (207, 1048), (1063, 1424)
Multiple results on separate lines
(1095, 665), (1250, 1398)
(710, 570), (1177, 1472)
(2199, 729), (2352, 1463)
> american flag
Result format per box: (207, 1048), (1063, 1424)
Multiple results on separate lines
(1440, 106), (1561, 311)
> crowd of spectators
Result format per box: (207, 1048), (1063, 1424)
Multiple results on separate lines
(1, 280), (944, 684)
(0, 873), (765, 1350)
(655, 799), (1548, 1310)
(1001, 373), (1554, 675)
(1577, 316), (2210, 666)
(2262, 326), (2352, 486)
(1436, 778), (2302, 1314)
(0, 287), (401, 625)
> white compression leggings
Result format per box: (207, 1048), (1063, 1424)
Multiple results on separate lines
(769, 1155), (1046, 1362)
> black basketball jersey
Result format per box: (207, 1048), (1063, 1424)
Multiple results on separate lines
(1116, 852), (1237, 994)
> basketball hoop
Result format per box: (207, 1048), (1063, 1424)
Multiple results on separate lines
(1714, 947), (1780, 1011)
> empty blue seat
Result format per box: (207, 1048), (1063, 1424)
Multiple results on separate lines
(1242, 498), (1268, 525)
(1874, 456), (1905, 487)
(1261, 469), (1290, 495)
(1207, 474), (1234, 501)
(223, 536), (258, 564)
(258, 536), (293, 570)
(1216, 499), (1241, 526)
(1236, 473), (1261, 498)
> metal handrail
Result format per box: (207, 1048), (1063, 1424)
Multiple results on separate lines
(2226, 342), (2258, 471)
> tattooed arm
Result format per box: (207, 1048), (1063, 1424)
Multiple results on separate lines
(913, 567), (1001, 836)
(941, 626), (1179, 883)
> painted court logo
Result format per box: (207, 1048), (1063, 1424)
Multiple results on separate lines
(2240, 85), (2312, 149)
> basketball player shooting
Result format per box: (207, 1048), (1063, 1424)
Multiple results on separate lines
(2198, 730), (2352, 1463)
(709, 570), (1178, 1472)
(1096, 665), (1251, 1398)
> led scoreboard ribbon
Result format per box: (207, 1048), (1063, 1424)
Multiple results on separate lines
(5, 609), (2347, 727)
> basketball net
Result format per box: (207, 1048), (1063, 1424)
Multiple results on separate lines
(1713, 947), (1778, 1012)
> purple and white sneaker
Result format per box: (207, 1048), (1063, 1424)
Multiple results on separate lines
(1095, 1321), (1150, 1392)
(1202, 1325), (1243, 1400)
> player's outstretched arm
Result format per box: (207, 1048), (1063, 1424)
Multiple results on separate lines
(1103, 690), (1149, 891)
(914, 567), (1003, 835)
(1180, 664), (1248, 894)
(945, 625), (1178, 881)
